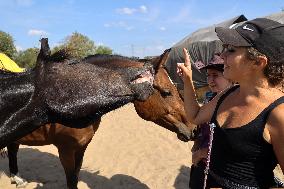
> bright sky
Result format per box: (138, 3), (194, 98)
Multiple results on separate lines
(1, 0), (283, 58)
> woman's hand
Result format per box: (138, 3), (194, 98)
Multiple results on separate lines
(177, 48), (193, 81)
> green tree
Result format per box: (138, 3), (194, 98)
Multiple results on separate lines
(0, 31), (17, 58)
(56, 32), (96, 59)
(53, 32), (113, 58)
(14, 48), (39, 69)
(95, 45), (113, 55)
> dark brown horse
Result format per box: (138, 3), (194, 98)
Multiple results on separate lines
(0, 38), (155, 149)
(6, 48), (194, 189)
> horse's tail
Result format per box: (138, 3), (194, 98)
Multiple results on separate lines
(0, 147), (8, 159)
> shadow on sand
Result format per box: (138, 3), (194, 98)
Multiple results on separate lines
(173, 165), (190, 189)
(0, 148), (150, 189)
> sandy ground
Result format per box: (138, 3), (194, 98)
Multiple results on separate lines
(0, 104), (283, 189)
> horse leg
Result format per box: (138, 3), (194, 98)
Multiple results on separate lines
(7, 143), (28, 188)
(74, 147), (87, 179)
(58, 147), (78, 189)
(74, 124), (99, 183)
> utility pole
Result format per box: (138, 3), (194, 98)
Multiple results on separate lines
(131, 44), (134, 57)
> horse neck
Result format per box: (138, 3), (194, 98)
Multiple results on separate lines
(0, 70), (35, 125)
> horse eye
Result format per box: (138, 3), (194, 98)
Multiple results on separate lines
(153, 84), (172, 97)
(161, 89), (172, 97)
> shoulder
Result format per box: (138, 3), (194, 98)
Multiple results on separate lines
(266, 100), (284, 139)
(268, 102), (284, 126)
(266, 98), (284, 170)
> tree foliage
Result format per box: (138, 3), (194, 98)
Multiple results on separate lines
(55, 32), (96, 59)
(95, 45), (113, 55)
(14, 48), (39, 68)
(0, 31), (17, 58)
(0, 31), (113, 69)
(54, 32), (113, 58)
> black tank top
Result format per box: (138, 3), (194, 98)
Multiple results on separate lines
(209, 85), (284, 188)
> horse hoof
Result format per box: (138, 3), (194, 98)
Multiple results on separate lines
(16, 181), (28, 188)
(10, 174), (28, 188)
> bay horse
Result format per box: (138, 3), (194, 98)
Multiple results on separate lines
(0, 38), (155, 149)
(6, 48), (194, 189)
(5, 48), (194, 188)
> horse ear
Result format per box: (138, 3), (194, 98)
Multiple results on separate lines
(35, 38), (51, 71)
(38, 38), (51, 60)
(151, 48), (171, 72)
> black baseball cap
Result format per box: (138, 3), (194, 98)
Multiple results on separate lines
(203, 64), (224, 72)
(215, 18), (284, 62)
(202, 54), (224, 72)
(193, 54), (224, 72)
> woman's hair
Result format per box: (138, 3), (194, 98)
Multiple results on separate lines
(246, 47), (284, 87)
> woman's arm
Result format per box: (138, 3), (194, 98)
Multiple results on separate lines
(177, 48), (223, 125)
(267, 103), (284, 172)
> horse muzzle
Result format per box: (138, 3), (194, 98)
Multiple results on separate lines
(175, 122), (196, 142)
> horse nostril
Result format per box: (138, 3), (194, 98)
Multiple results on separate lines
(177, 133), (190, 142)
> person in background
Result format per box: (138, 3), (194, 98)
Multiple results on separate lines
(189, 54), (232, 189)
(178, 18), (284, 188)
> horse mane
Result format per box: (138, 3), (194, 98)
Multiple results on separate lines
(48, 49), (74, 62)
(0, 52), (145, 78)
(84, 54), (136, 62)
(0, 49), (72, 79)
(83, 54), (144, 68)
(0, 49), (72, 78)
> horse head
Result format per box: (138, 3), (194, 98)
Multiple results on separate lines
(0, 39), (156, 148)
(134, 49), (195, 142)
(37, 45), (156, 124)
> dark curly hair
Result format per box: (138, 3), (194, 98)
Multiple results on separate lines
(246, 47), (284, 87)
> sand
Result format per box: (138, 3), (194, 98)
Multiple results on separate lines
(0, 104), (283, 189)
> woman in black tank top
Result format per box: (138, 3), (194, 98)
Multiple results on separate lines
(177, 18), (284, 189)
